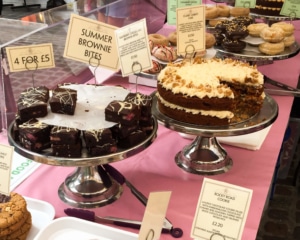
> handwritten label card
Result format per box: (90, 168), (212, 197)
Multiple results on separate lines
(138, 191), (172, 240)
(64, 14), (119, 71)
(234, 0), (256, 8)
(6, 43), (55, 72)
(115, 18), (152, 77)
(176, 5), (205, 57)
(167, 0), (202, 25)
(280, 0), (300, 18)
(191, 178), (252, 240)
(0, 144), (14, 195)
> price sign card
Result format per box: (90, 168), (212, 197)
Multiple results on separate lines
(167, 0), (202, 25)
(6, 43), (55, 72)
(176, 5), (205, 57)
(0, 144), (14, 195)
(64, 14), (119, 71)
(115, 18), (152, 77)
(191, 178), (253, 240)
(280, 0), (300, 18)
(138, 191), (172, 240)
(234, 0), (256, 8)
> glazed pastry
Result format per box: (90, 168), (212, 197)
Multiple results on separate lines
(148, 33), (169, 46)
(214, 32), (225, 45)
(217, 5), (230, 17)
(168, 31), (177, 46)
(247, 23), (268, 37)
(230, 7), (250, 17)
(232, 16), (254, 26)
(283, 34), (296, 47)
(143, 60), (163, 74)
(205, 6), (220, 19)
(205, 32), (216, 48)
(215, 20), (232, 34)
(271, 22), (295, 37)
(260, 26), (285, 43)
(222, 38), (246, 52)
(152, 45), (177, 62)
(259, 41), (285, 55)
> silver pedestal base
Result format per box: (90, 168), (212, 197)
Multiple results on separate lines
(58, 166), (122, 208)
(175, 136), (232, 175)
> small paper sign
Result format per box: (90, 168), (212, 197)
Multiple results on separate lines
(138, 191), (172, 240)
(280, 0), (300, 18)
(176, 5), (205, 56)
(167, 0), (202, 25)
(0, 144), (14, 195)
(6, 43), (55, 72)
(191, 178), (252, 240)
(234, 0), (256, 8)
(64, 14), (119, 71)
(115, 18), (152, 77)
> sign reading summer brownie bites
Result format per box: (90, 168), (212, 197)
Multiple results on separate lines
(64, 14), (119, 71)
(176, 5), (205, 56)
(234, 0), (256, 8)
(280, 0), (300, 18)
(6, 43), (55, 72)
(115, 19), (152, 77)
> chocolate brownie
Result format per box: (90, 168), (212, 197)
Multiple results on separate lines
(17, 86), (49, 121)
(124, 92), (152, 118)
(50, 126), (80, 145)
(117, 129), (147, 148)
(110, 123), (139, 139)
(52, 142), (82, 157)
(87, 143), (118, 156)
(49, 87), (77, 115)
(105, 100), (140, 125)
(83, 128), (115, 147)
(18, 119), (51, 152)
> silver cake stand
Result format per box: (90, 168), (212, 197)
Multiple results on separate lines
(152, 94), (278, 175)
(8, 117), (158, 208)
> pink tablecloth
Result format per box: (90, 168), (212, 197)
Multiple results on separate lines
(1, 20), (300, 240)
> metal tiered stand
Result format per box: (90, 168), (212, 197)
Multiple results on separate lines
(8, 117), (158, 208)
(152, 94), (278, 175)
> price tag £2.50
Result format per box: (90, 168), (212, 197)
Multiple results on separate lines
(6, 43), (55, 72)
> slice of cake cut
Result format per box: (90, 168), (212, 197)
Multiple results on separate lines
(49, 87), (77, 115)
(156, 57), (264, 126)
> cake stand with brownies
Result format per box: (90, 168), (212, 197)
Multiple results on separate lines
(8, 84), (158, 208)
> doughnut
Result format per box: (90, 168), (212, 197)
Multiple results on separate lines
(194, 50), (207, 58)
(232, 16), (254, 26)
(205, 32), (216, 48)
(225, 23), (249, 40)
(259, 41), (285, 55)
(208, 19), (222, 27)
(152, 45), (177, 62)
(230, 7), (250, 17)
(222, 39), (246, 52)
(271, 22), (295, 37)
(217, 5), (230, 17)
(214, 32), (225, 45)
(260, 26), (285, 43)
(283, 34), (295, 47)
(205, 6), (220, 19)
(149, 40), (154, 51)
(247, 23), (268, 37)
(167, 31), (177, 46)
(215, 20), (232, 34)
(148, 34), (169, 46)
(143, 60), (163, 74)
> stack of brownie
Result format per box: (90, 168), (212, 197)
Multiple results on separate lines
(17, 86), (49, 122)
(105, 92), (153, 148)
(18, 119), (51, 152)
(49, 87), (77, 115)
(50, 126), (82, 157)
(83, 128), (117, 156)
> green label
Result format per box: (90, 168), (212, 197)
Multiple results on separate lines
(280, 0), (300, 18)
(235, 0), (256, 8)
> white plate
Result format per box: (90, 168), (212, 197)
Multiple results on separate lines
(25, 197), (55, 240)
(33, 217), (139, 240)
(241, 36), (265, 46)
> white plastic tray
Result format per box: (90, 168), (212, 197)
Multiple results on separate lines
(33, 217), (139, 240)
(25, 197), (55, 240)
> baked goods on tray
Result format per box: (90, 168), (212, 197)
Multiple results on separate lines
(156, 57), (265, 126)
(13, 85), (154, 157)
(0, 192), (32, 240)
